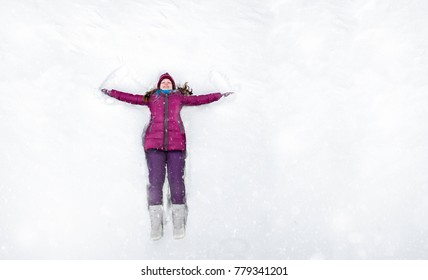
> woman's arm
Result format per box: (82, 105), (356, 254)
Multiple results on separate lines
(102, 89), (148, 106)
(181, 92), (223, 106)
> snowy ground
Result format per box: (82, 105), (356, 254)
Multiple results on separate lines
(1, 0), (428, 259)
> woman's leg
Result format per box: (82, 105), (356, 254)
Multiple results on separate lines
(145, 149), (167, 205)
(166, 150), (186, 204)
(167, 150), (187, 239)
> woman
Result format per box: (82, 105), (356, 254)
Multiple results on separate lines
(101, 72), (233, 240)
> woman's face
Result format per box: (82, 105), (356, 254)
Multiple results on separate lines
(160, 79), (173, 90)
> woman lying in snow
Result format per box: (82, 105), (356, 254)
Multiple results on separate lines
(101, 72), (233, 240)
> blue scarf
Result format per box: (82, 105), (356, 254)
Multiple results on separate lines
(156, 89), (172, 95)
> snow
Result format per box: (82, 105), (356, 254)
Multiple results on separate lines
(1, 0), (428, 259)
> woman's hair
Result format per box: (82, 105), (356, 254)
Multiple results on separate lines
(143, 82), (193, 102)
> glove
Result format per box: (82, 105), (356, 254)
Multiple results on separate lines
(222, 92), (234, 97)
(100, 88), (111, 96)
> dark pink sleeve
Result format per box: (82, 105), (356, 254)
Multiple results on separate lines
(181, 92), (222, 106)
(109, 89), (148, 106)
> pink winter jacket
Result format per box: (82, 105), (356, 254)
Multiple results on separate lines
(109, 89), (222, 151)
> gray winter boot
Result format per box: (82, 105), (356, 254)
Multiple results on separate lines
(172, 204), (187, 239)
(148, 205), (164, 240)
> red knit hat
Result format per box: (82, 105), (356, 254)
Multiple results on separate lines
(157, 72), (176, 89)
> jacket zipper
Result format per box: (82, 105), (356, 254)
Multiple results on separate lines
(164, 94), (169, 150)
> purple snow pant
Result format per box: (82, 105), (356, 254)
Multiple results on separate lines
(145, 149), (186, 206)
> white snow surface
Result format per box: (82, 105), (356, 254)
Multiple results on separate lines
(1, 0), (428, 259)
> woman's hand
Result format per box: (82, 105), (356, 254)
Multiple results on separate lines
(222, 92), (234, 97)
(100, 88), (111, 96)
